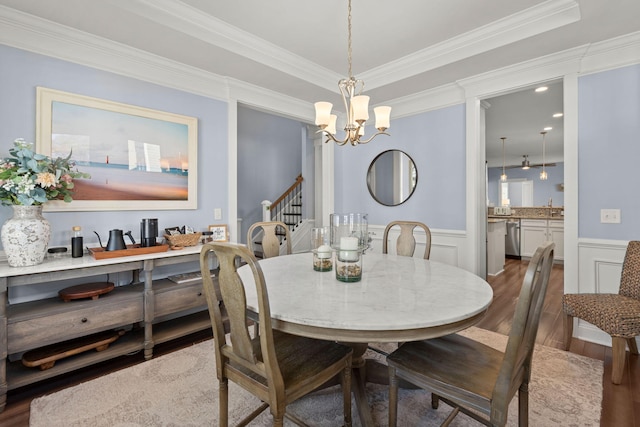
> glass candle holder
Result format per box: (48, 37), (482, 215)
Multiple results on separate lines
(329, 213), (368, 251)
(311, 227), (332, 271)
(336, 249), (362, 282)
(313, 248), (333, 271)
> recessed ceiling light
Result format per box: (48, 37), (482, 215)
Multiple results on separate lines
(553, 112), (564, 118)
(544, 127), (552, 131)
(535, 86), (548, 93)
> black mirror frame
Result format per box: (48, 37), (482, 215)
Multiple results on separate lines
(367, 150), (418, 207)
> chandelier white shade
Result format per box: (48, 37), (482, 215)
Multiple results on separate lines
(314, 0), (391, 146)
(540, 131), (548, 180)
(500, 137), (508, 182)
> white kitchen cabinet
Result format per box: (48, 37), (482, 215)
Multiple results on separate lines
(548, 220), (564, 260)
(487, 219), (506, 276)
(521, 219), (563, 261)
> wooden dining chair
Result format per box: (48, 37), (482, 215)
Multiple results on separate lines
(200, 242), (353, 427)
(382, 220), (432, 259)
(387, 241), (555, 427)
(370, 220), (433, 356)
(563, 240), (640, 384)
(247, 221), (292, 259)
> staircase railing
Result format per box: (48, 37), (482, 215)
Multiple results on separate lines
(270, 174), (303, 230)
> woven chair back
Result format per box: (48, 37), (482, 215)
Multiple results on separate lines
(619, 241), (640, 300)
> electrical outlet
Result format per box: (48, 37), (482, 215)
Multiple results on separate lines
(600, 209), (621, 224)
(214, 208), (222, 220)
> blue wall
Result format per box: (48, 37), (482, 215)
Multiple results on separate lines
(487, 163), (565, 207)
(0, 45), (228, 248)
(237, 105), (304, 243)
(334, 104), (466, 230)
(578, 64), (640, 239)
(4, 43), (638, 248)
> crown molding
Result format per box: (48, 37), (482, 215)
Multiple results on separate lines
(227, 77), (315, 123)
(108, 0), (339, 92)
(384, 83), (465, 119)
(361, 0), (580, 90)
(0, 5), (230, 101)
(387, 30), (640, 118)
(457, 44), (587, 99)
(580, 30), (640, 75)
(1, 3), (639, 122)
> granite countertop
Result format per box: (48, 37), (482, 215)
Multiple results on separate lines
(488, 215), (564, 220)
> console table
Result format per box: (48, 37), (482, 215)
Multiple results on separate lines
(0, 245), (213, 412)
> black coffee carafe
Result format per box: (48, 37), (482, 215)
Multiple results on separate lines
(106, 229), (127, 251)
(140, 218), (158, 247)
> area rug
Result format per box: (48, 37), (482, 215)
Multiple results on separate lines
(29, 327), (603, 426)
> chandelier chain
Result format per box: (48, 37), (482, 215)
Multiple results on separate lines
(347, 0), (353, 78)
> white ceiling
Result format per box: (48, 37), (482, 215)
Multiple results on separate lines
(1, 0), (639, 162)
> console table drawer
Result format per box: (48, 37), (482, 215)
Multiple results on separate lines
(154, 282), (207, 318)
(8, 298), (143, 354)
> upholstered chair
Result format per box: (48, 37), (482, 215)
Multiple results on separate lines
(387, 242), (555, 427)
(563, 240), (640, 384)
(200, 242), (352, 427)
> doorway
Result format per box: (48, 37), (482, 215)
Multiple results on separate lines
(482, 81), (564, 276)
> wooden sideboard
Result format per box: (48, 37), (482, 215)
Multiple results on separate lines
(0, 245), (213, 412)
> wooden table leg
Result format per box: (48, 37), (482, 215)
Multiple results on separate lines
(339, 343), (418, 426)
(348, 343), (375, 427)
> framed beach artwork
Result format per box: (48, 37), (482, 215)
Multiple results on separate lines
(36, 87), (198, 211)
(208, 224), (229, 242)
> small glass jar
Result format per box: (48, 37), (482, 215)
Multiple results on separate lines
(201, 231), (213, 244)
(311, 227), (332, 271)
(313, 246), (333, 272)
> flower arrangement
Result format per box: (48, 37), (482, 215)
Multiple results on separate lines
(0, 138), (90, 206)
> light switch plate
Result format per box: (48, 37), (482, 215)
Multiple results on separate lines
(600, 209), (621, 223)
(214, 208), (222, 220)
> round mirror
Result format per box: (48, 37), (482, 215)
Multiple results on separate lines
(367, 150), (418, 206)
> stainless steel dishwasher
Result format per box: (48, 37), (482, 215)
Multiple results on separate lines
(505, 218), (521, 259)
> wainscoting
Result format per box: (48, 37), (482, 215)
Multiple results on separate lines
(574, 238), (630, 347)
(368, 224), (466, 267)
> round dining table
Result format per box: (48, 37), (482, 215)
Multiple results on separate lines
(236, 252), (493, 426)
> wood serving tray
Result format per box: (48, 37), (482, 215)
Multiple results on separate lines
(58, 282), (115, 302)
(22, 330), (125, 370)
(87, 244), (170, 260)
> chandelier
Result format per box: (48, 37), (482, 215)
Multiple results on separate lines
(539, 131), (548, 180)
(314, 0), (391, 146)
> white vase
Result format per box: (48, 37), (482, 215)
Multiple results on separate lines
(1, 205), (51, 267)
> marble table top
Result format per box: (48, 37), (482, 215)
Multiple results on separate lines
(237, 252), (493, 343)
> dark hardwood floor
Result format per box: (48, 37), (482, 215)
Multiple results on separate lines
(477, 258), (640, 427)
(0, 258), (638, 426)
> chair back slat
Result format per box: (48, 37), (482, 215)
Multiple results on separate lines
(247, 221), (292, 258)
(383, 220), (432, 259)
(200, 243), (282, 385)
(619, 240), (640, 300)
(491, 241), (555, 424)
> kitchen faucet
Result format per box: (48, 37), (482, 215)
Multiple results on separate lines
(548, 197), (553, 208)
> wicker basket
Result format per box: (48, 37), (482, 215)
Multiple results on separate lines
(164, 232), (202, 248)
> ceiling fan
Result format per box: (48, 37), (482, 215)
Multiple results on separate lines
(504, 155), (556, 169)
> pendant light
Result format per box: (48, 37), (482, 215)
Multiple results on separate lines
(500, 137), (507, 181)
(540, 131), (548, 180)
